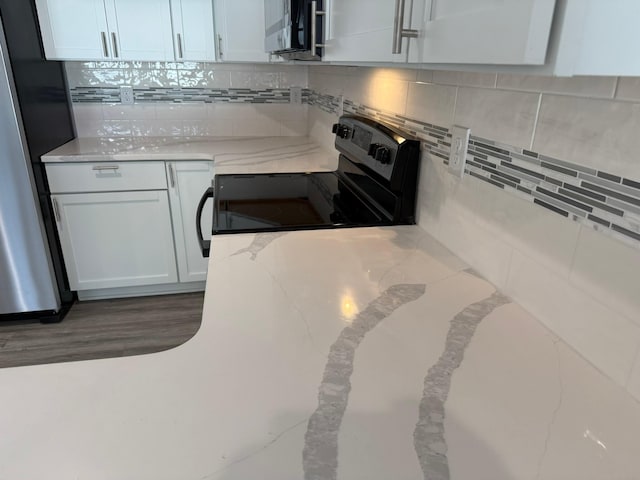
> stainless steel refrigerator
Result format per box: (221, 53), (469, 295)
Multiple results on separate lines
(0, 0), (75, 321)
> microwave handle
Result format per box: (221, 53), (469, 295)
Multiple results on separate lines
(310, 1), (325, 54)
(196, 187), (213, 258)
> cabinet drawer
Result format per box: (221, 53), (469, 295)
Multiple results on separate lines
(46, 162), (167, 193)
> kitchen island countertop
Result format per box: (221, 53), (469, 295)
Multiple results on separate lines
(41, 136), (338, 174)
(0, 226), (639, 479)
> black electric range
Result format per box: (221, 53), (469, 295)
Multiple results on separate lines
(196, 115), (421, 257)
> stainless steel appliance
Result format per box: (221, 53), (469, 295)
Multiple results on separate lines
(196, 115), (421, 257)
(264, 0), (325, 60)
(0, 1), (75, 321)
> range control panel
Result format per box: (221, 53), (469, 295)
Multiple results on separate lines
(333, 116), (418, 185)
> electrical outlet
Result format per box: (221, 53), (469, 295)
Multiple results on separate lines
(448, 125), (471, 179)
(120, 86), (134, 105)
(290, 86), (302, 105)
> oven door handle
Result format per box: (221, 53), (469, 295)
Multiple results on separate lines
(196, 187), (214, 258)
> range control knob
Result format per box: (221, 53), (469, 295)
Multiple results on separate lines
(367, 143), (382, 156)
(332, 123), (351, 139)
(374, 146), (391, 164)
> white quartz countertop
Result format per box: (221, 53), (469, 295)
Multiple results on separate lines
(42, 136), (338, 174)
(1, 226), (639, 479)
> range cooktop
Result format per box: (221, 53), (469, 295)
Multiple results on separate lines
(197, 115), (421, 256)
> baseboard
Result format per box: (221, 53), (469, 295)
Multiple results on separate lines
(77, 282), (206, 301)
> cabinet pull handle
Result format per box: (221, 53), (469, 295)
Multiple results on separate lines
(101, 32), (109, 57)
(177, 33), (183, 59)
(310, 1), (325, 55)
(52, 198), (61, 222)
(92, 165), (120, 171)
(111, 32), (119, 58)
(392, 0), (419, 54)
(217, 34), (223, 59)
(168, 164), (176, 188)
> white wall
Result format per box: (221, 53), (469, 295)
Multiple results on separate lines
(307, 66), (640, 401)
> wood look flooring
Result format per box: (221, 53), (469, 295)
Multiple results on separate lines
(0, 293), (204, 368)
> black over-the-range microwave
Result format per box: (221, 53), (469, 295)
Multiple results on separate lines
(264, 0), (324, 60)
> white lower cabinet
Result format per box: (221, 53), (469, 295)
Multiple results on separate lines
(166, 161), (214, 283)
(53, 190), (178, 291)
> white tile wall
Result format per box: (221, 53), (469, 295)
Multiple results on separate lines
(66, 62), (309, 138)
(533, 95), (640, 178)
(306, 65), (640, 401)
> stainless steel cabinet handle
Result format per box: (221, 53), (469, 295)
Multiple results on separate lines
(217, 34), (223, 59)
(177, 33), (184, 59)
(92, 165), (119, 171)
(392, 0), (419, 54)
(111, 32), (119, 58)
(52, 198), (61, 222)
(168, 164), (176, 188)
(310, 0), (325, 55)
(101, 32), (109, 57)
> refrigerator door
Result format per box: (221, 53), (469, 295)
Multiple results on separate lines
(0, 22), (60, 315)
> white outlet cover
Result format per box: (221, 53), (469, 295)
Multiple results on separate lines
(448, 125), (471, 179)
(120, 86), (134, 105)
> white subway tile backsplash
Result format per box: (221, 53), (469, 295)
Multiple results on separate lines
(177, 69), (231, 88)
(230, 71), (280, 89)
(505, 250), (640, 388)
(454, 87), (540, 147)
(570, 227), (640, 324)
(615, 77), (640, 101)
(155, 103), (207, 121)
(433, 70), (497, 88)
(406, 82), (456, 128)
(131, 69), (179, 88)
(497, 74), (617, 98)
(102, 104), (156, 120)
(533, 95), (640, 178)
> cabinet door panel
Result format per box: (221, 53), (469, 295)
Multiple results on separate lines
(410, 0), (556, 64)
(213, 0), (270, 62)
(105, 0), (175, 61)
(35, 0), (111, 60)
(323, 0), (409, 63)
(167, 162), (213, 283)
(171, 0), (216, 62)
(54, 191), (178, 291)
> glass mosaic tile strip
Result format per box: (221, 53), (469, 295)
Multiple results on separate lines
(307, 90), (640, 249)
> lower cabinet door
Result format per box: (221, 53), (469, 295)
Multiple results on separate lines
(53, 191), (178, 291)
(167, 161), (214, 283)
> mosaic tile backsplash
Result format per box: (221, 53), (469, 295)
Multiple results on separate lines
(308, 90), (640, 249)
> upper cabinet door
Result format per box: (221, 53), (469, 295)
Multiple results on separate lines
(170, 0), (217, 62)
(409, 0), (556, 64)
(323, 0), (412, 63)
(104, 0), (175, 61)
(213, 0), (270, 62)
(35, 0), (112, 60)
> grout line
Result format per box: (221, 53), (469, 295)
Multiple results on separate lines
(613, 77), (621, 99)
(452, 86), (459, 127)
(529, 93), (543, 150)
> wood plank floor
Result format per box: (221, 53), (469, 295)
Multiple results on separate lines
(0, 292), (204, 368)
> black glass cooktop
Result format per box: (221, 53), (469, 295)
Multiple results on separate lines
(213, 171), (390, 234)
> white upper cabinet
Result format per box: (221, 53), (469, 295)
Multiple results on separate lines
(213, 0), (270, 62)
(408, 0), (556, 65)
(35, 0), (216, 62)
(323, 0), (412, 63)
(36, 0), (111, 60)
(170, 0), (217, 61)
(321, 0), (556, 65)
(105, 0), (175, 61)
